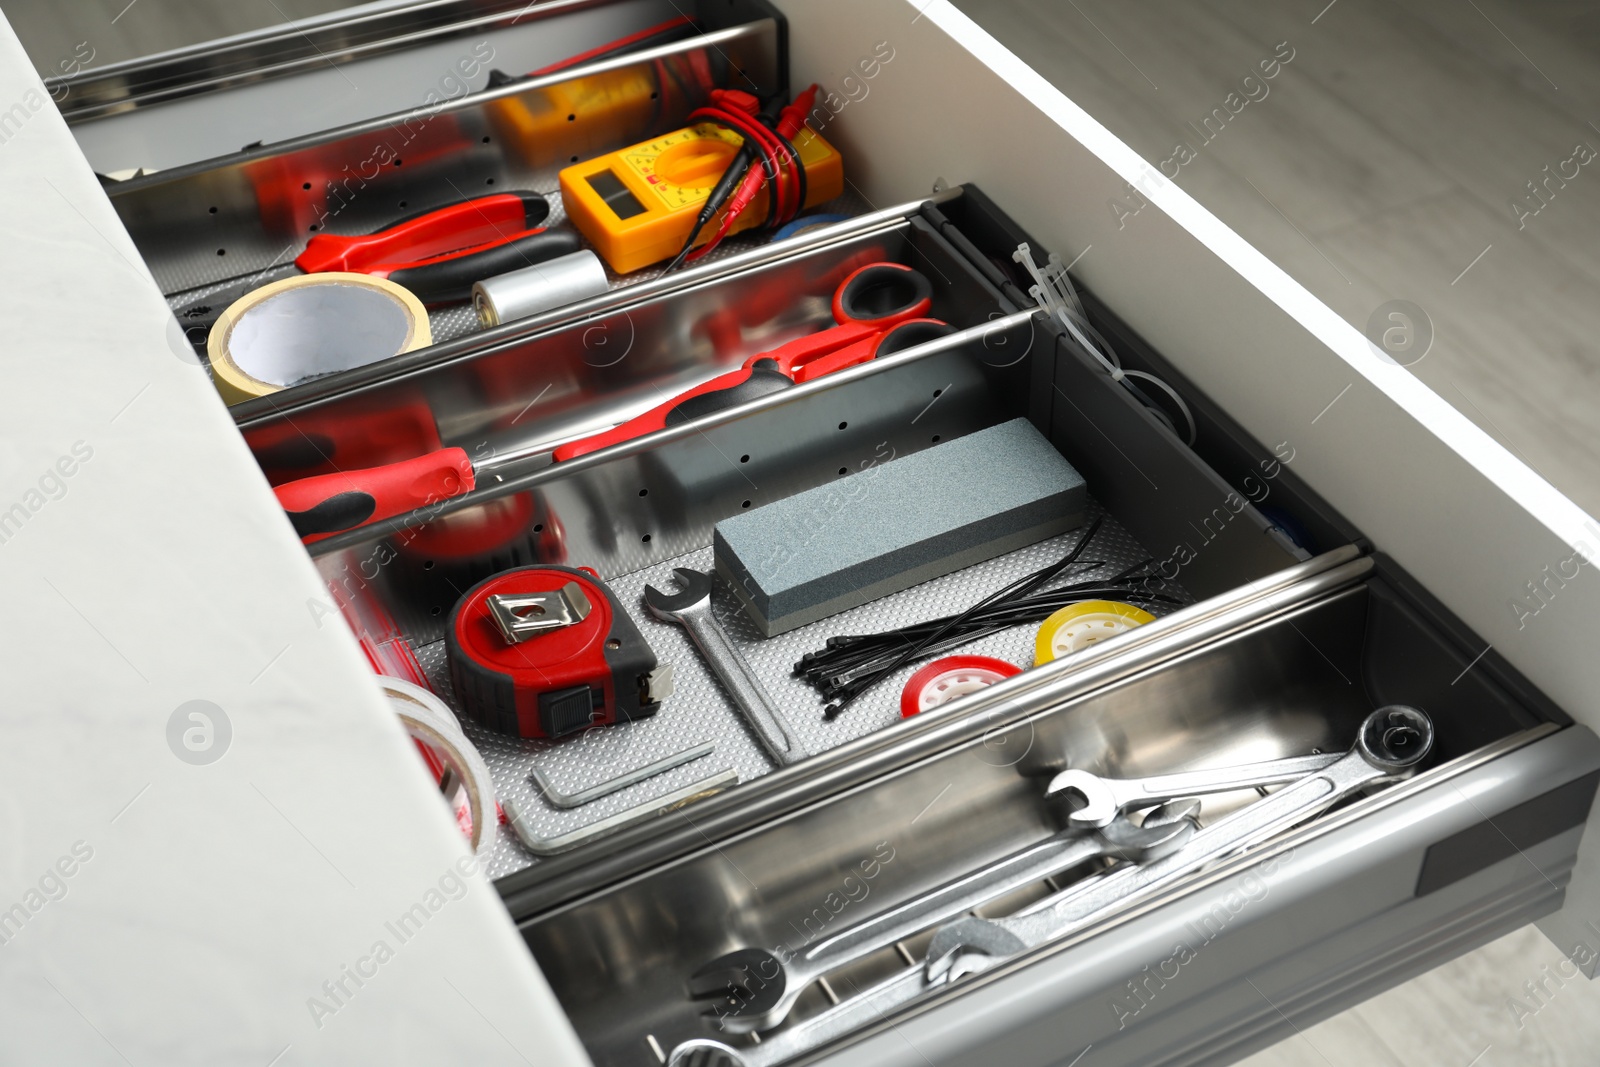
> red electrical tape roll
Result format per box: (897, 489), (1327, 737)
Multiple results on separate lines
(900, 656), (1022, 718)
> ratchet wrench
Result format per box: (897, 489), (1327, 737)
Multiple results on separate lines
(928, 705), (1432, 981)
(687, 801), (1200, 1034)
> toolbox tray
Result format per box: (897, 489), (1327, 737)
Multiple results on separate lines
(522, 556), (1564, 1066)
(92, 0), (802, 374)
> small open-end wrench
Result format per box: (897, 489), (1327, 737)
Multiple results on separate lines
(686, 801), (1200, 1035)
(645, 568), (808, 765)
(1047, 751), (1342, 830)
(926, 705), (1433, 982)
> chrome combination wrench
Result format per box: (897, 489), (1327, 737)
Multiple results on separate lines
(686, 802), (1200, 1035)
(668, 705), (1433, 1067)
(927, 705), (1433, 981)
(1047, 750), (1342, 830)
(645, 567), (808, 765)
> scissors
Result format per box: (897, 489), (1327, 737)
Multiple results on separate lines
(551, 261), (945, 461)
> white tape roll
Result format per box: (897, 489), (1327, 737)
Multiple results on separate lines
(208, 273), (431, 404)
(382, 678), (496, 853)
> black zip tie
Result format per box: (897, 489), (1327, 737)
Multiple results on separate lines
(822, 518), (1104, 719)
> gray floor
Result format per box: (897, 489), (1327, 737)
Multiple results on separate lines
(10, 0), (1600, 1063)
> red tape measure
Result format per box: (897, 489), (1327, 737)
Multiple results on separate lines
(447, 565), (670, 739)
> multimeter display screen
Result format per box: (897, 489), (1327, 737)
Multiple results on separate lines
(587, 169), (647, 220)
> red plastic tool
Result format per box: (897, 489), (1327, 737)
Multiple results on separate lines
(276, 448), (475, 544)
(552, 262), (942, 462)
(245, 395), (441, 486)
(173, 192), (578, 340)
(447, 565), (668, 739)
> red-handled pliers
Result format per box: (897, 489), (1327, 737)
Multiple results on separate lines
(173, 191), (579, 340)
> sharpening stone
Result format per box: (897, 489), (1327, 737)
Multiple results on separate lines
(714, 418), (1087, 637)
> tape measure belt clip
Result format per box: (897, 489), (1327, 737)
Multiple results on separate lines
(487, 582), (593, 643)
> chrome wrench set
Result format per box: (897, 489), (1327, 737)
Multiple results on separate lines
(668, 705), (1434, 1067)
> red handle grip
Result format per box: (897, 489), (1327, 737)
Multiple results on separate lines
(553, 361), (795, 462)
(294, 193), (550, 274)
(275, 448), (476, 544)
(758, 263), (935, 378)
(757, 319), (881, 379)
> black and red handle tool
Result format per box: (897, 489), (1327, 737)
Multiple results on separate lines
(549, 317), (952, 463)
(173, 191), (579, 340)
(275, 448), (476, 544)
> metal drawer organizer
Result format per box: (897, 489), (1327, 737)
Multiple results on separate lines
(59, 2), (1600, 1065)
(233, 186), (1323, 883)
(524, 554), (1573, 1066)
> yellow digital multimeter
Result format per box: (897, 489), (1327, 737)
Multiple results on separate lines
(559, 123), (844, 274)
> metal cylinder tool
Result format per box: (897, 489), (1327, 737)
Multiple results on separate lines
(472, 249), (611, 327)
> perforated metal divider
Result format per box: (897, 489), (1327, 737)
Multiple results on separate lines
(167, 186), (874, 355)
(414, 498), (1190, 880)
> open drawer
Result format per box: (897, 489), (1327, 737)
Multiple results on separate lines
(13, 0), (1600, 1065)
(525, 557), (1598, 1066)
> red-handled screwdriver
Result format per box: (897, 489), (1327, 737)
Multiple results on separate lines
(276, 449), (476, 544)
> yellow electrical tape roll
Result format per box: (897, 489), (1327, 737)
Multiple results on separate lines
(207, 273), (431, 404)
(1034, 601), (1156, 665)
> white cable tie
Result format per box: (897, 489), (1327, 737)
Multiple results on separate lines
(1018, 242), (1193, 444)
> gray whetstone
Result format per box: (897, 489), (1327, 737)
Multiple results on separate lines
(714, 418), (1088, 636)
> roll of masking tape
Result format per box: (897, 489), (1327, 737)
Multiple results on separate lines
(1034, 601), (1156, 665)
(207, 273), (431, 404)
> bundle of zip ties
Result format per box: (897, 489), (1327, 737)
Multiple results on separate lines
(794, 517), (1184, 719)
